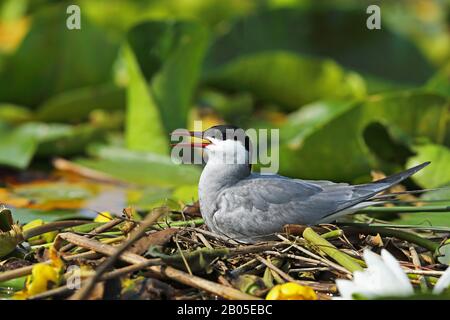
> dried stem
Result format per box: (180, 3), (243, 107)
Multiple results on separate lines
(57, 230), (259, 300)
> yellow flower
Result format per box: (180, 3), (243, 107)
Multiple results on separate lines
(26, 264), (59, 296)
(13, 247), (63, 299)
(94, 211), (113, 223)
(266, 282), (317, 300)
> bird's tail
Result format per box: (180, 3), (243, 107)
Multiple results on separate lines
(318, 162), (432, 223)
(357, 161), (431, 194)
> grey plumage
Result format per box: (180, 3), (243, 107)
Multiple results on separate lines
(176, 125), (431, 244)
(199, 160), (430, 243)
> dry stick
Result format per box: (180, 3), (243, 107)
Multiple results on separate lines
(289, 267), (330, 272)
(23, 220), (89, 240)
(0, 232), (274, 285)
(403, 269), (445, 276)
(174, 234), (193, 276)
(60, 218), (123, 252)
(231, 258), (260, 276)
(58, 229), (258, 300)
(196, 233), (213, 249)
(0, 261), (51, 282)
(277, 234), (352, 276)
(187, 227), (240, 245)
(57, 233), (154, 264)
(69, 207), (167, 300)
(63, 251), (102, 261)
(255, 255), (335, 292)
(409, 246), (428, 291)
(228, 242), (286, 256)
(264, 250), (328, 266)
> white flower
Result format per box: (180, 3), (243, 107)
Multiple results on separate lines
(336, 249), (413, 299)
(433, 266), (450, 294)
(336, 249), (450, 299)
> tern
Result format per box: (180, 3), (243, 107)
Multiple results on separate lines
(172, 125), (430, 243)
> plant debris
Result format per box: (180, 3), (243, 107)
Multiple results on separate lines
(0, 203), (448, 300)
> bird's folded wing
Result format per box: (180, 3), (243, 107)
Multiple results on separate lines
(213, 175), (368, 235)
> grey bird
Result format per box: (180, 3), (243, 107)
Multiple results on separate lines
(172, 125), (430, 243)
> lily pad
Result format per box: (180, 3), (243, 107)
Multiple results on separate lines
(125, 20), (208, 153)
(37, 83), (125, 123)
(407, 144), (450, 188)
(0, 122), (106, 169)
(204, 7), (435, 104)
(0, 123), (37, 169)
(0, 4), (119, 107)
(204, 51), (366, 110)
(74, 145), (201, 187)
(277, 92), (448, 181)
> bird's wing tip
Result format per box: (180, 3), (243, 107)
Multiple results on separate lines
(411, 161), (431, 171)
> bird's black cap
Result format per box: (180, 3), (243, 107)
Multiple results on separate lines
(204, 125), (252, 153)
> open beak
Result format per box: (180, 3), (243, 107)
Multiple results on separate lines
(170, 130), (211, 148)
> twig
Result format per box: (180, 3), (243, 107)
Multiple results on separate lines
(288, 267), (330, 273)
(256, 256), (296, 283)
(0, 261), (49, 282)
(57, 230), (259, 300)
(196, 233), (213, 249)
(59, 218), (123, 252)
(277, 234), (352, 276)
(62, 251), (102, 261)
(409, 246), (428, 292)
(23, 220), (89, 240)
(340, 224), (439, 252)
(186, 227), (240, 245)
(264, 250), (328, 266)
(175, 234), (193, 275)
(69, 207), (168, 299)
(403, 269), (445, 276)
(255, 255), (335, 292)
(154, 218), (204, 229)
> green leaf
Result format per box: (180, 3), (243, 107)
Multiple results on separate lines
(0, 123), (37, 169)
(427, 63), (450, 98)
(19, 122), (106, 158)
(0, 4), (119, 107)
(74, 145), (201, 187)
(11, 208), (88, 224)
(37, 83), (125, 123)
(0, 104), (32, 124)
(437, 242), (450, 265)
(0, 276), (26, 292)
(391, 189), (450, 227)
(205, 7), (434, 92)
(277, 92), (448, 181)
(407, 144), (450, 188)
(204, 51), (366, 111)
(125, 20), (208, 153)
(123, 45), (168, 154)
(78, 0), (254, 34)
(281, 100), (356, 144)
(0, 122), (106, 169)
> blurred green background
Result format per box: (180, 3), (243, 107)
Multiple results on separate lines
(0, 0), (449, 224)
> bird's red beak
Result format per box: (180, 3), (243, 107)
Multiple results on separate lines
(170, 130), (211, 148)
